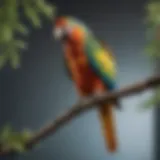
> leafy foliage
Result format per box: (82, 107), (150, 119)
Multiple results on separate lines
(0, 124), (32, 153)
(141, 88), (160, 110)
(145, 1), (160, 58)
(144, 0), (160, 109)
(0, 0), (56, 69)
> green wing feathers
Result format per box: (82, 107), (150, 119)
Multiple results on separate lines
(85, 37), (117, 90)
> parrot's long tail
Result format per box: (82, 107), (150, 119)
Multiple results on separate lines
(98, 103), (117, 152)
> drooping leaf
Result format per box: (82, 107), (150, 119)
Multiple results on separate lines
(10, 141), (26, 153)
(14, 40), (28, 50)
(0, 0), (56, 70)
(24, 7), (42, 28)
(146, 2), (160, 25)
(36, 0), (56, 18)
(16, 23), (29, 35)
(0, 24), (13, 43)
(21, 129), (32, 140)
(141, 88), (160, 110)
(0, 125), (33, 153)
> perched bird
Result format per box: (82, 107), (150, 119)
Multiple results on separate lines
(53, 16), (120, 152)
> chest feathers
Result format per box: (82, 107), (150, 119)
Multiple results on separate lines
(64, 40), (99, 88)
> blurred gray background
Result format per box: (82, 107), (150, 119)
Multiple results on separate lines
(0, 0), (156, 160)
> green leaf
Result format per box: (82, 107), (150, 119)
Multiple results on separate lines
(36, 0), (55, 18)
(24, 7), (42, 28)
(140, 88), (160, 110)
(11, 141), (26, 152)
(145, 42), (156, 56)
(16, 129), (32, 144)
(21, 129), (32, 140)
(147, 2), (160, 23)
(0, 25), (13, 43)
(0, 125), (33, 153)
(16, 23), (29, 35)
(0, 124), (13, 143)
(145, 38), (160, 58)
(14, 40), (28, 50)
(0, 0), (56, 70)
(4, 0), (18, 21)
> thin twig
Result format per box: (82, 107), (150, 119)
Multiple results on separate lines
(1, 75), (160, 156)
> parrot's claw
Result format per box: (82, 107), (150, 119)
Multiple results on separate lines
(94, 91), (122, 110)
(114, 99), (122, 110)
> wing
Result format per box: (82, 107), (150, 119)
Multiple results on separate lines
(100, 40), (116, 61)
(85, 37), (117, 90)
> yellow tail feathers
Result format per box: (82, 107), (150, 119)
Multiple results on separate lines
(99, 103), (117, 152)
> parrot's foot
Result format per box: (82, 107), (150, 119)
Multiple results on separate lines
(114, 98), (122, 110)
(94, 90), (122, 110)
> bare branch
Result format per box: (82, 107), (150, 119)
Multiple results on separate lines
(1, 75), (160, 156)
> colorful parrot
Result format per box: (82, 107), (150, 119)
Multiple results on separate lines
(53, 16), (120, 152)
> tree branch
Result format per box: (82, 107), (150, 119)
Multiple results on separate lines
(1, 75), (160, 156)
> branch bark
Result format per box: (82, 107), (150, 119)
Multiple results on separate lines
(1, 75), (160, 156)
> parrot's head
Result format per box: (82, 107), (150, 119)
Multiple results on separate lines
(53, 16), (92, 42)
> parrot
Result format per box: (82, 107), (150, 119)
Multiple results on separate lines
(53, 16), (120, 152)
